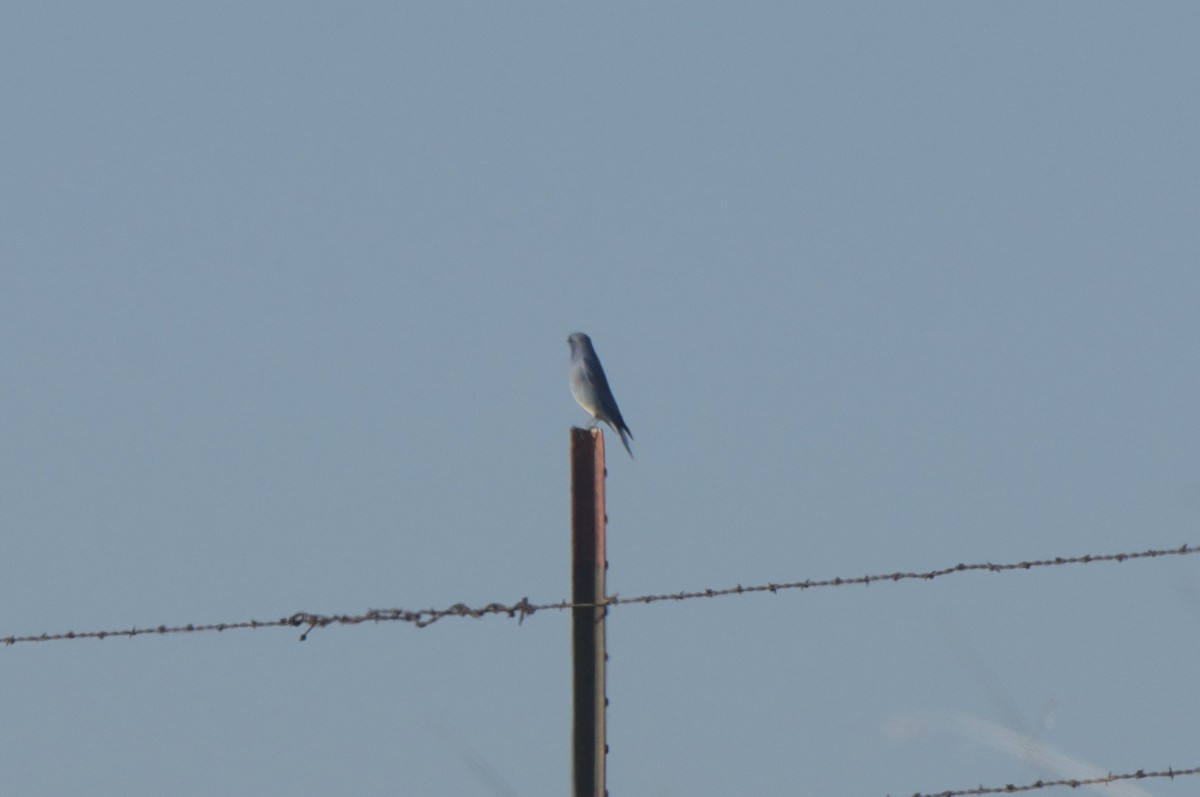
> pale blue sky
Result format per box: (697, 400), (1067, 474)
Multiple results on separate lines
(3, 4), (1199, 795)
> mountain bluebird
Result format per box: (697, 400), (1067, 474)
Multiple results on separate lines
(568, 332), (634, 458)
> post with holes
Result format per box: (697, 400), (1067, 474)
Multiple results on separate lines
(570, 427), (607, 797)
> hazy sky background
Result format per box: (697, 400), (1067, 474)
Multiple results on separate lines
(3, 4), (1199, 795)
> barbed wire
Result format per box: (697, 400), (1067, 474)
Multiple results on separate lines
(2, 542), (1195, 646)
(603, 542), (1198, 608)
(903, 764), (1200, 796)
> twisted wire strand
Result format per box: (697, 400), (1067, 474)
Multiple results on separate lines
(906, 764), (1200, 796)
(4, 543), (1194, 645)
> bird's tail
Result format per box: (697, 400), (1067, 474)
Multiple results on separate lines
(615, 426), (634, 459)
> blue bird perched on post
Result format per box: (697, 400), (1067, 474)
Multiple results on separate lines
(567, 332), (634, 458)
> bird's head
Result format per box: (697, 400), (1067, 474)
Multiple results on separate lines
(567, 332), (592, 356)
